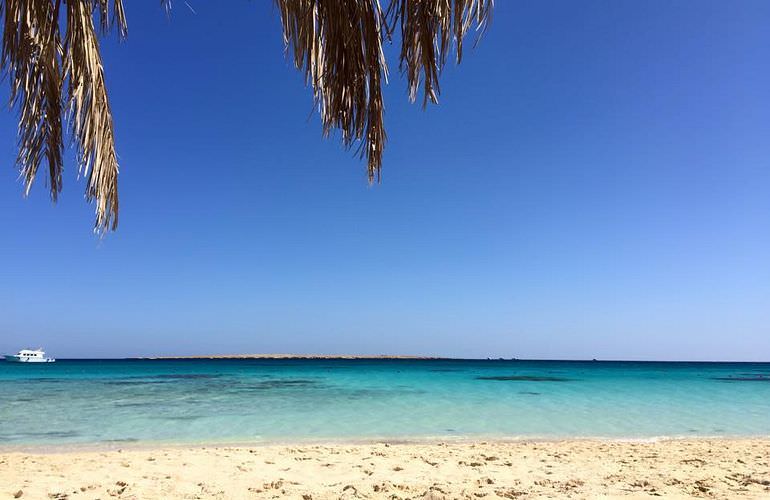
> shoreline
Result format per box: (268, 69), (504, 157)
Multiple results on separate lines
(3, 438), (769, 498)
(2, 434), (768, 455)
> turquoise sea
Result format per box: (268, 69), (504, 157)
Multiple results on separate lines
(1, 359), (769, 446)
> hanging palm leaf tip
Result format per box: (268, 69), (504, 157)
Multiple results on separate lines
(275, 0), (492, 182)
(1, 0), (125, 232)
(1, 1), (491, 231)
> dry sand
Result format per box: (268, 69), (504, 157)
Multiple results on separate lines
(2, 439), (769, 499)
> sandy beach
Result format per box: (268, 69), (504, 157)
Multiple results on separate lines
(2, 439), (769, 499)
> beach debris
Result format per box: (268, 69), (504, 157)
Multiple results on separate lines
(107, 481), (128, 497)
(725, 472), (770, 487)
(495, 489), (526, 498)
(693, 479), (712, 494)
(262, 480), (284, 490)
(13, 491), (23, 499)
(559, 479), (585, 492)
(421, 489), (447, 499)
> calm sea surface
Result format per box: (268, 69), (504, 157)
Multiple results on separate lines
(1, 359), (769, 446)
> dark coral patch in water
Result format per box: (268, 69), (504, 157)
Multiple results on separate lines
(153, 415), (203, 421)
(344, 387), (426, 399)
(259, 379), (318, 387)
(0, 430), (81, 440)
(104, 380), (171, 385)
(154, 374), (224, 380)
(24, 378), (68, 383)
(712, 376), (770, 382)
(519, 391), (542, 395)
(114, 401), (157, 408)
(104, 374), (225, 385)
(476, 375), (572, 382)
(234, 379), (321, 391)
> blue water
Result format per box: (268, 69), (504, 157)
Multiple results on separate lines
(1, 359), (769, 446)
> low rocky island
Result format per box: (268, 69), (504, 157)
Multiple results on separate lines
(136, 354), (445, 360)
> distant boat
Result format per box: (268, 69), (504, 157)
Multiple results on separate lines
(3, 348), (55, 363)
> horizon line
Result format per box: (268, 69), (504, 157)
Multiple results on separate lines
(4, 355), (768, 363)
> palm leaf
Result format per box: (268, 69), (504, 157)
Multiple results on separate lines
(1, 0), (124, 232)
(275, 0), (492, 182)
(1, 0), (492, 231)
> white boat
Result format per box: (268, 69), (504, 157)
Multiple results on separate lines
(3, 348), (56, 363)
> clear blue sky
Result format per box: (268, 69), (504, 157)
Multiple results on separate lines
(2, 1), (769, 360)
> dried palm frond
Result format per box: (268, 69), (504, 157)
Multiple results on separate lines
(275, 0), (492, 182)
(387, 0), (492, 107)
(2, 1), (492, 231)
(275, 0), (389, 182)
(2, 0), (65, 201)
(64, 0), (124, 231)
(1, 0), (124, 232)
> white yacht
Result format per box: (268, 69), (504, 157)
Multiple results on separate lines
(4, 348), (56, 363)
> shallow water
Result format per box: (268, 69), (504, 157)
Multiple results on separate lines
(1, 359), (769, 445)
